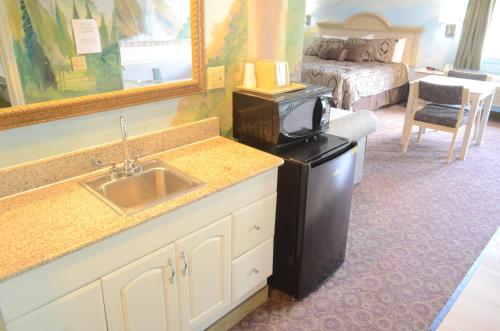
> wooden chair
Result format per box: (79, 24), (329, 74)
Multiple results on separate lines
(447, 69), (489, 81)
(403, 81), (470, 163)
(448, 69), (488, 140)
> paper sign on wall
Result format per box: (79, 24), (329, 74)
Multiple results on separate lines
(72, 19), (102, 54)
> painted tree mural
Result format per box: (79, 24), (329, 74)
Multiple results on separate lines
(72, 1), (80, 19)
(55, 2), (75, 58)
(114, 0), (144, 39)
(173, 0), (307, 137)
(20, 0), (56, 92)
(8, 0), (123, 103)
(99, 14), (110, 48)
(85, 1), (93, 19)
(172, 0), (248, 136)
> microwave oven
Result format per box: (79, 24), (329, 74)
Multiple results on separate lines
(233, 84), (332, 148)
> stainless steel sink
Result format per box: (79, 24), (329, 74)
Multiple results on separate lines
(82, 159), (205, 215)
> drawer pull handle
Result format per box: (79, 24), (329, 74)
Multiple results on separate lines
(253, 224), (261, 231)
(252, 268), (260, 274)
(167, 259), (176, 284)
(181, 252), (189, 277)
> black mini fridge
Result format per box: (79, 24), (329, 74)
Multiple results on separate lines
(268, 133), (357, 299)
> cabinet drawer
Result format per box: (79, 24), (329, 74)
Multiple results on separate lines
(232, 193), (276, 258)
(6, 281), (107, 331)
(232, 238), (273, 301)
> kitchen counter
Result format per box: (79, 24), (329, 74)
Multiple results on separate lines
(0, 137), (283, 282)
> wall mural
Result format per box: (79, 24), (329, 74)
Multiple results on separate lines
(0, 0), (308, 169)
(172, 0), (248, 137)
(173, 0), (307, 136)
(6, 0), (123, 103)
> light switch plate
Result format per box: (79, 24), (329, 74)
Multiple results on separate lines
(207, 66), (225, 90)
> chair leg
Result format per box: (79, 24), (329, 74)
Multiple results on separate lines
(417, 127), (424, 142)
(403, 125), (413, 153)
(447, 132), (458, 163)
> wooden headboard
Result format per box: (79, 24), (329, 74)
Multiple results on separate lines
(316, 12), (424, 67)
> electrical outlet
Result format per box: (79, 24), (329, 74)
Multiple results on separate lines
(207, 66), (225, 90)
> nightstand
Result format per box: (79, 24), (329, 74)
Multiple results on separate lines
(412, 68), (445, 80)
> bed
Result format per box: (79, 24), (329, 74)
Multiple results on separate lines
(301, 13), (423, 111)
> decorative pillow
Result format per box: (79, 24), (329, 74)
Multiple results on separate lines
(344, 41), (371, 62)
(371, 39), (398, 63)
(347, 38), (398, 63)
(323, 47), (349, 61)
(304, 38), (322, 56)
(346, 38), (373, 61)
(317, 38), (346, 58)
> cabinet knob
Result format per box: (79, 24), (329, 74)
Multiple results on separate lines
(167, 259), (176, 284)
(252, 268), (260, 274)
(253, 224), (261, 231)
(181, 252), (189, 277)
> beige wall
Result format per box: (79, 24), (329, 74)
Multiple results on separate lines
(248, 0), (289, 61)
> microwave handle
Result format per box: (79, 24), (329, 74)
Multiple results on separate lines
(313, 96), (332, 131)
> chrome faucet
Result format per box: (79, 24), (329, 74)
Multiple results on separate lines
(120, 116), (134, 176)
(120, 116), (130, 161)
(120, 116), (142, 176)
(91, 116), (142, 178)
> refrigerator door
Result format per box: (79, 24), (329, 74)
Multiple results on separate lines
(295, 146), (356, 299)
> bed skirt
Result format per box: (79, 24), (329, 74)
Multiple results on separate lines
(351, 83), (409, 111)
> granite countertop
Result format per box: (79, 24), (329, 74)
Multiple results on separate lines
(0, 137), (283, 282)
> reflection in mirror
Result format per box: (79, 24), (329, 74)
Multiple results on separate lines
(119, 0), (193, 88)
(1, 0), (194, 104)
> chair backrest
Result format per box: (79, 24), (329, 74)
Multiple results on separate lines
(448, 69), (489, 81)
(418, 81), (464, 105)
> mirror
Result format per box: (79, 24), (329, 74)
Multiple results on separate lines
(0, 0), (204, 130)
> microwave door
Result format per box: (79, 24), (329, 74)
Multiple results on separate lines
(281, 99), (315, 137)
(281, 97), (329, 139)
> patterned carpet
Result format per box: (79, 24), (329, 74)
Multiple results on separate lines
(231, 105), (500, 331)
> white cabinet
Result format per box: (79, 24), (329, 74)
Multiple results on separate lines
(176, 217), (231, 331)
(1, 169), (279, 331)
(102, 244), (180, 331)
(6, 281), (107, 331)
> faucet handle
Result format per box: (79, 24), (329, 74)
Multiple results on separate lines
(91, 157), (108, 168)
(91, 158), (120, 179)
(131, 149), (143, 173)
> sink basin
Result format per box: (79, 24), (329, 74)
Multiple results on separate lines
(82, 159), (205, 215)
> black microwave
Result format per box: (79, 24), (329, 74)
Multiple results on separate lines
(233, 84), (332, 148)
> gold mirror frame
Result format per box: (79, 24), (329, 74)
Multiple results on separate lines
(0, 0), (205, 131)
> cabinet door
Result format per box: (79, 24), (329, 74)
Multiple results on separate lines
(102, 244), (179, 331)
(6, 281), (107, 331)
(176, 216), (231, 331)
